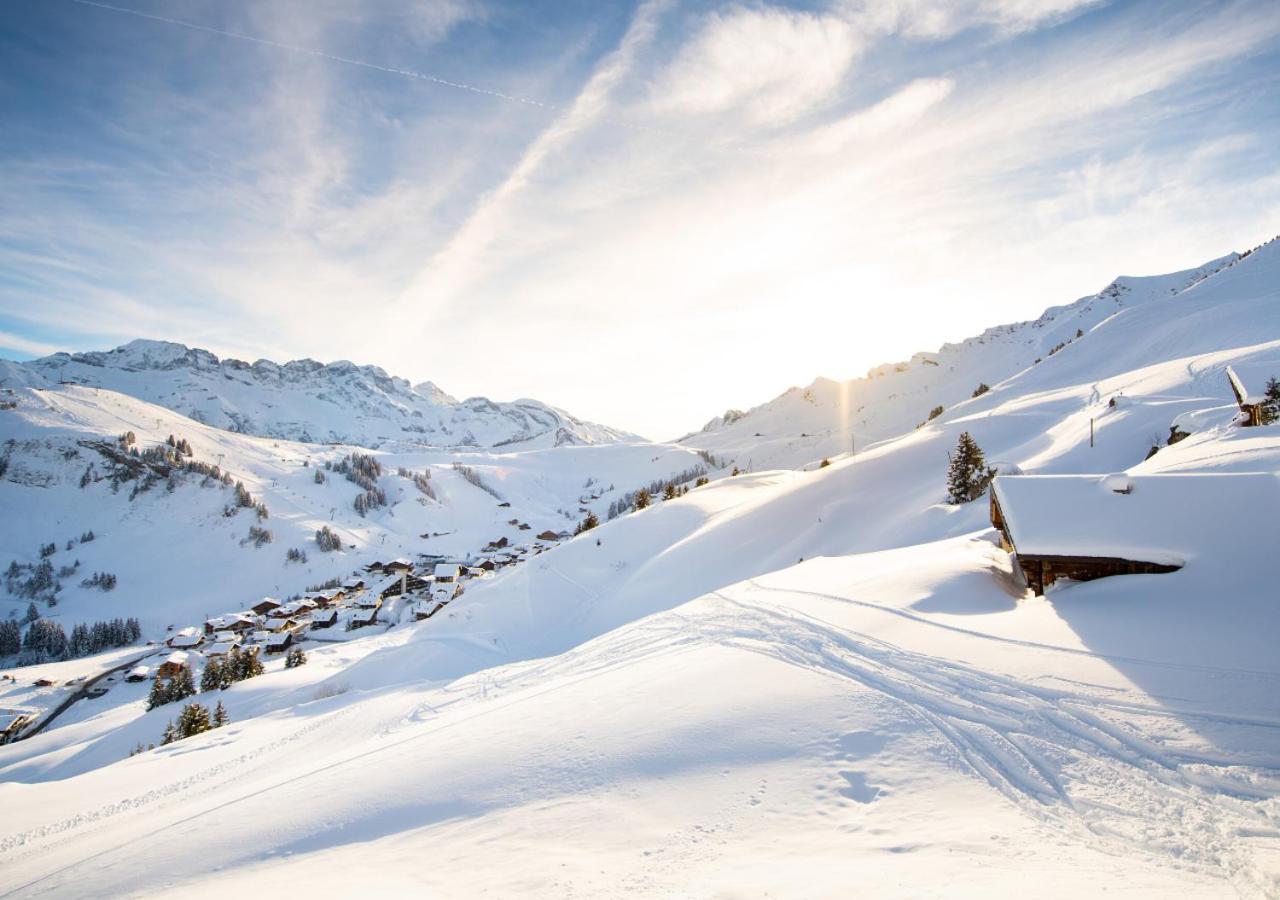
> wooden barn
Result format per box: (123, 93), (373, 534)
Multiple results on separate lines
(1226, 366), (1267, 427)
(0, 708), (37, 744)
(349, 608), (378, 630)
(991, 473), (1187, 595)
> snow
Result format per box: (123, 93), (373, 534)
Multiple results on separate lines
(3, 339), (636, 450)
(992, 471), (1278, 562)
(0, 239), (1278, 896)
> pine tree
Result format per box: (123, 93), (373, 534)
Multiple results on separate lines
(176, 702), (211, 738)
(160, 720), (179, 745)
(819, 458), (831, 468)
(632, 489), (651, 512)
(169, 666), (196, 703)
(147, 676), (170, 711)
(23, 602), (39, 624)
(1262, 376), (1280, 425)
(285, 646), (307, 669)
(200, 659), (223, 693)
(576, 510), (599, 534)
(662, 483), (677, 501)
(945, 432), (996, 504)
(212, 701), (230, 728)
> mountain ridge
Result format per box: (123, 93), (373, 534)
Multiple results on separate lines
(2, 339), (635, 450)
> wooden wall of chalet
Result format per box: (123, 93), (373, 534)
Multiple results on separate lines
(1019, 555), (1181, 595)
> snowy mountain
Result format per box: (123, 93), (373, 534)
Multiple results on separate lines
(1, 239), (1278, 897)
(2, 339), (633, 449)
(680, 250), (1247, 470)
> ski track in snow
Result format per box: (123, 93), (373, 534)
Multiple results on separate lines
(689, 590), (1280, 896)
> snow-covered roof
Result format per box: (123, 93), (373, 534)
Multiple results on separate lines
(164, 651), (190, 666)
(265, 632), (293, 647)
(127, 665), (150, 678)
(205, 641), (239, 657)
(992, 472), (1280, 563)
(350, 608), (377, 624)
(433, 563), (460, 579)
(169, 628), (203, 647)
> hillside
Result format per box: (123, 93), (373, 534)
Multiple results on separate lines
(0, 382), (714, 638)
(680, 250), (1249, 470)
(0, 240), (1277, 897)
(1, 340), (633, 449)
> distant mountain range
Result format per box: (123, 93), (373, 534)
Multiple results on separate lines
(0, 340), (634, 449)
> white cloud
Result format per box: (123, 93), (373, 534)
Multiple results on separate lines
(648, 6), (861, 126)
(840, 0), (1106, 39)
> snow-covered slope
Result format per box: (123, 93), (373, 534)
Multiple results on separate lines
(1, 240), (1278, 897)
(2, 339), (632, 449)
(0, 382), (712, 637)
(681, 250), (1248, 470)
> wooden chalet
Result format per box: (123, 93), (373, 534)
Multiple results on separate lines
(251, 597), (282, 616)
(263, 616), (298, 633)
(413, 599), (444, 620)
(125, 665), (151, 683)
(157, 651), (191, 678)
(433, 563), (461, 583)
(987, 473), (1255, 595)
(166, 627), (204, 649)
(264, 631), (295, 654)
(1226, 366), (1267, 427)
(204, 613), (257, 635)
(309, 607), (339, 630)
(348, 608), (378, 630)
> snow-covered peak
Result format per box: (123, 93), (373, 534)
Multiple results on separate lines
(9, 340), (633, 449)
(683, 245), (1266, 469)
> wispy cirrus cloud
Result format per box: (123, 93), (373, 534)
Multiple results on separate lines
(2, 0), (1279, 437)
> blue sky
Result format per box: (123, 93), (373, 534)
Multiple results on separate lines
(2, 0), (1278, 438)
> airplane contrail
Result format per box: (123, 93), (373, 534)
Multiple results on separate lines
(65, 0), (563, 113)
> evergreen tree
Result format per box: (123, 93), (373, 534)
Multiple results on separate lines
(147, 676), (170, 711)
(213, 701), (230, 728)
(23, 603), (39, 624)
(285, 646), (307, 669)
(160, 720), (179, 745)
(945, 432), (997, 504)
(176, 702), (211, 738)
(662, 483), (678, 501)
(575, 510), (599, 534)
(169, 666), (196, 703)
(0, 619), (21, 656)
(632, 489), (651, 512)
(695, 476), (710, 487)
(200, 659), (223, 693)
(819, 458), (831, 468)
(1262, 376), (1280, 425)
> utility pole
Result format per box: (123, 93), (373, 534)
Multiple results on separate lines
(1090, 418), (1095, 448)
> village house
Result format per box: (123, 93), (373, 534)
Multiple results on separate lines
(204, 612), (257, 635)
(204, 639), (240, 659)
(309, 607), (339, 630)
(413, 598), (444, 620)
(156, 651), (191, 678)
(433, 563), (461, 584)
(264, 631), (295, 654)
(987, 472), (1278, 595)
(349, 607), (378, 630)
(125, 665), (151, 683)
(166, 627), (204, 649)
(263, 616), (298, 633)
(251, 597), (282, 617)
(343, 577), (365, 592)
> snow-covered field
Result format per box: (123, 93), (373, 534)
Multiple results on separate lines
(1, 239), (1278, 897)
